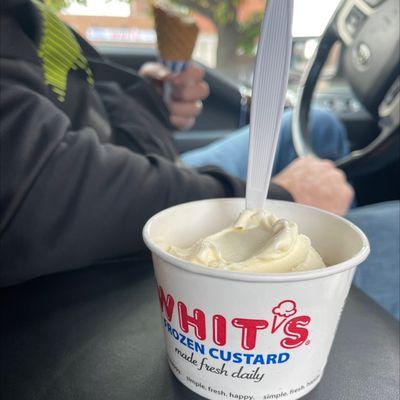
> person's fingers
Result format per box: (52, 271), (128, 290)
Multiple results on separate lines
(336, 186), (353, 216)
(170, 64), (205, 85)
(298, 157), (334, 169)
(324, 167), (348, 185)
(332, 167), (348, 181)
(168, 100), (203, 118)
(172, 81), (210, 102)
(272, 155), (354, 216)
(326, 174), (354, 215)
(139, 62), (171, 81)
(318, 159), (336, 168)
(344, 182), (355, 202)
(170, 115), (195, 130)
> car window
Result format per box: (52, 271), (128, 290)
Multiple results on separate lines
(54, 0), (341, 88)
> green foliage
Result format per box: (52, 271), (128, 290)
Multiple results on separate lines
(238, 11), (263, 55)
(169, 0), (264, 55)
(44, 0), (85, 12)
(170, 0), (238, 27)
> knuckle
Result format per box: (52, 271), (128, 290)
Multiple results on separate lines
(170, 114), (194, 130)
(322, 159), (335, 166)
(183, 118), (195, 130)
(330, 168), (345, 181)
(171, 86), (181, 100)
(346, 184), (355, 199)
(190, 64), (204, 78)
(167, 101), (179, 114)
(169, 115), (178, 127)
(336, 168), (347, 180)
(181, 89), (191, 101)
(195, 83), (209, 101)
(317, 159), (334, 169)
(169, 114), (178, 124)
(196, 65), (205, 80)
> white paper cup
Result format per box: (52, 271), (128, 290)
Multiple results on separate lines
(143, 199), (369, 400)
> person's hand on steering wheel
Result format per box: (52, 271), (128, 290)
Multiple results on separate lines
(272, 156), (354, 216)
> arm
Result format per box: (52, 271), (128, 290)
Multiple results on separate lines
(0, 81), (243, 286)
(0, 81), (289, 286)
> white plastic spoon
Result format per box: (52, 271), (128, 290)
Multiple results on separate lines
(245, 0), (294, 211)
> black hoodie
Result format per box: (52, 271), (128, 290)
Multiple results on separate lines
(0, 0), (291, 286)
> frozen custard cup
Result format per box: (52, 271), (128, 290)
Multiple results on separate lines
(143, 198), (369, 400)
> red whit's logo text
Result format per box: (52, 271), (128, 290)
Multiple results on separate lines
(158, 286), (311, 351)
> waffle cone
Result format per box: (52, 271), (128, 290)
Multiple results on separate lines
(153, 4), (199, 61)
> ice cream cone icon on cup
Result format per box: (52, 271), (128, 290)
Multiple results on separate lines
(152, 2), (200, 103)
(271, 300), (298, 333)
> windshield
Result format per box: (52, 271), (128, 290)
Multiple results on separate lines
(57, 0), (342, 87)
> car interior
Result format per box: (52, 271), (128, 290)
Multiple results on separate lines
(1, 1), (399, 400)
(99, 0), (399, 207)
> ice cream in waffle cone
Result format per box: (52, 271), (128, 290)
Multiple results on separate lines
(152, 3), (200, 103)
(153, 3), (199, 63)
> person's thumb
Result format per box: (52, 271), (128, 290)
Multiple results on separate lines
(139, 62), (171, 81)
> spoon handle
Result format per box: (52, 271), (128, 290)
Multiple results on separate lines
(245, 0), (293, 211)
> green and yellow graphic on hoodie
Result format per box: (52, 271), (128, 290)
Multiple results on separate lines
(33, 0), (93, 102)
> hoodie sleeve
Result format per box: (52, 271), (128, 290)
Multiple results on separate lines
(0, 80), (234, 285)
(0, 77), (291, 286)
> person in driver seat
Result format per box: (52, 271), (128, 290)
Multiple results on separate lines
(1, 0), (398, 321)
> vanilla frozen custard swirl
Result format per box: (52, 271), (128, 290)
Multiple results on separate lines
(166, 210), (326, 273)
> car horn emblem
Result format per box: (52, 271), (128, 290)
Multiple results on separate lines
(355, 42), (372, 69)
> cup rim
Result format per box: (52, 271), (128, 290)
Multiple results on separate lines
(143, 198), (370, 283)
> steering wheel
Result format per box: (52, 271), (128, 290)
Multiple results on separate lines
(292, 0), (399, 179)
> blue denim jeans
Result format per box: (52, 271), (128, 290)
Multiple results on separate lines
(182, 108), (400, 320)
(348, 201), (400, 320)
(182, 107), (350, 179)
